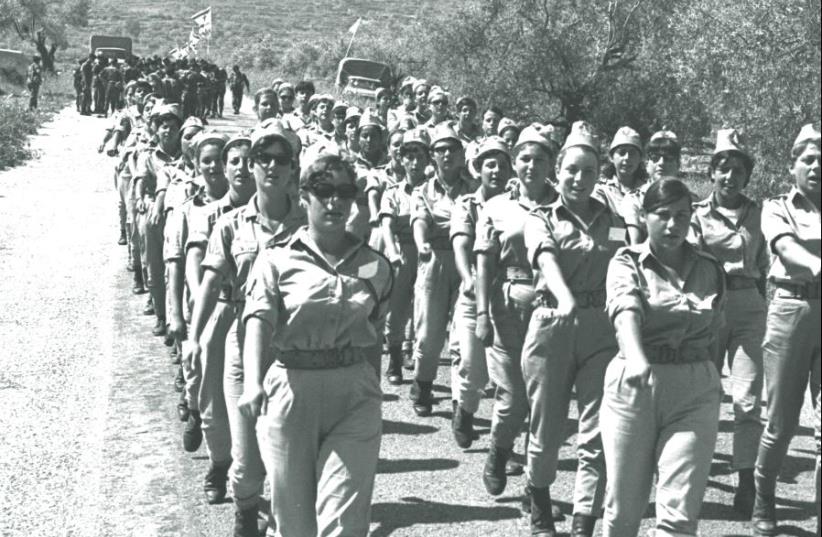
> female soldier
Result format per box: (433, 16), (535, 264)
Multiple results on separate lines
(252, 88), (280, 125)
(474, 126), (558, 497)
(753, 123), (821, 537)
(498, 118), (520, 152)
(239, 153), (392, 537)
(521, 122), (623, 537)
(343, 107), (362, 156)
(603, 178), (725, 537)
(449, 136), (511, 449)
(165, 132), (229, 423)
(595, 126), (647, 221)
(410, 123), (478, 416)
(365, 128), (406, 252)
(380, 127), (431, 384)
(350, 110), (388, 242)
(185, 121), (304, 535)
(690, 128), (767, 517)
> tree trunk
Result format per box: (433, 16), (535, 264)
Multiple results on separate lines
(34, 30), (56, 73)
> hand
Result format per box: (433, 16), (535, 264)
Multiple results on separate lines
(97, 143), (105, 153)
(167, 316), (187, 342)
(238, 384), (265, 418)
(388, 252), (405, 270)
(553, 298), (577, 329)
(106, 147), (118, 157)
(135, 198), (146, 214)
(475, 313), (494, 347)
(181, 339), (201, 375)
(148, 205), (162, 227)
(624, 358), (653, 389)
(418, 242), (432, 261)
(460, 277), (476, 299)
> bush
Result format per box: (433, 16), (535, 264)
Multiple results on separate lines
(0, 97), (45, 170)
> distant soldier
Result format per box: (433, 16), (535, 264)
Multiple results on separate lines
(162, 66), (182, 104)
(213, 65), (227, 117)
(228, 65), (250, 115)
(73, 59), (84, 112)
(92, 56), (107, 114)
(26, 56), (42, 110)
(102, 59), (123, 117)
(80, 53), (94, 115)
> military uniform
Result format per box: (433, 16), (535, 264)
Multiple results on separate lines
(202, 195), (306, 510)
(245, 228), (392, 536)
(602, 242), (725, 536)
(690, 193), (768, 471)
(522, 197), (623, 517)
(755, 187), (821, 508)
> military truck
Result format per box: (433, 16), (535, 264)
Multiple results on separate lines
(0, 48), (28, 89)
(89, 35), (133, 60)
(335, 57), (392, 104)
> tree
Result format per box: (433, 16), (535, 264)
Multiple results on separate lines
(0, 0), (90, 73)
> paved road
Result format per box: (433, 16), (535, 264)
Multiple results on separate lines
(0, 104), (817, 537)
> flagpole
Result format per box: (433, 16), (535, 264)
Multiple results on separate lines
(344, 19), (361, 58)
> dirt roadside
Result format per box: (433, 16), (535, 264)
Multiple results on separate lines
(0, 104), (816, 537)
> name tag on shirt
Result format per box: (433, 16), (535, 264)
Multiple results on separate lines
(609, 227), (627, 242)
(358, 261), (379, 279)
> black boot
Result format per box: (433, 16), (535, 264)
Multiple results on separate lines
(402, 348), (414, 370)
(183, 410), (202, 452)
(451, 400), (474, 449)
(529, 485), (557, 536)
(174, 365), (185, 393)
(233, 505), (259, 537)
(571, 513), (596, 537)
(117, 227), (127, 245)
(733, 468), (756, 518)
(132, 266), (146, 294)
(483, 444), (511, 495)
(176, 397), (189, 422)
(752, 485), (777, 537)
(203, 459), (231, 504)
(386, 345), (403, 385)
(410, 380), (433, 417)
(521, 486), (563, 520)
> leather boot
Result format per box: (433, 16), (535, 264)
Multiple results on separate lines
(410, 380), (433, 417)
(483, 444), (511, 495)
(529, 485), (557, 536)
(751, 486), (777, 537)
(233, 505), (259, 537)
(183, 410), (203, 452)
(402, 348), (414, 370)
(733, 468), (756, 518)
(521, 486), (563, 520)
(203, 459), (232, 504)
(571, 513), (596, 537)
(132, 265), (146, 294)
(152, 317), (167, 337)
(174, 365), (185, 393)
(386, 345), (403, 385)
(118, 227), (127, 245)
(451, 400), (474, 449)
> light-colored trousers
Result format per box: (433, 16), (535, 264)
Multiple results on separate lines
(385, 241), (417, 347)
(521, 305), (615, 516)
(755, 294), (821, 495)
(713, 287), (766, 470)
(257, 361), (382, 537)
(601, 359), (721, 537)
(451, 289), (488, 413)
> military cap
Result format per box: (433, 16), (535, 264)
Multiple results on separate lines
(427, 86), (448, 104)
(399, 76), (416, 94)
(429, 123), (461, 149)
(792, 123), (821, 151)
(309, 93), (335, 109)
(344, 106), (362, 124)
(277, 82), (295, 96)
(412, 78), (430, 93)
(514, 125), (557, 156)
(497, 117), (519, 136)
(609, 126), (643, 155)
(251, 118), (301, 157)
(560, 121), (600, 156)
(181, 116), (205, 133)
(151, 103), (182, 124)
(193, 131), (229, 155)
(455, 95), (477, 110)
(401, 127), (431, 150)
(471, 136), (511, 175)
(358, 108), (385, 132)
(221, 133), (252, 162)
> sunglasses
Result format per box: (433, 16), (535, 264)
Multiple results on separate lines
(307, 182), (359, 200)
(432, 144), (461, 155)
(255, 152), (292, 166)
(648, 152), (677, 162)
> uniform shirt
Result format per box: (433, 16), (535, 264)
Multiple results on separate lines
(606, 241), (726, 353)
(134, 147), (182, 199)
(525, 197), (627, 293)
(202, 194), (306, 303)
(163, 166), (198, 213)
(379, 180), (416, 244)
(761, 187), (822, 284)
(186, 193), (243, 252)
(690, 193), (768, 281)
(474, 189), (558, 280)
(593, 176), (646, 221)
(410, 171), (478, 248)
(300, 124), (344, 149)
(162, 191), (216, 262)
(243, 228), (393, 353)
(450, 188), (492, 244)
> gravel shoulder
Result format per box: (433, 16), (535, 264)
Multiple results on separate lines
(0, 105), (817, 537)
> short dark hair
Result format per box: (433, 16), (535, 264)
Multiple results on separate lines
(254, 88), (279, 107)
(484, 106), (503, 118)
(643, 177), (692, 214)
(708, 150), (754, 183)
(299, 154), (356, 189)
(295, 80), (315, 95)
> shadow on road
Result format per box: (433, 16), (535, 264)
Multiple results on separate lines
(382, 419), (438, 435)
(377, 458), (459, 474)
(370, 497), (521, 537)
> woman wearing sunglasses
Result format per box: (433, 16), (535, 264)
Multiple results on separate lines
(185, 120), (305, 536)
(240, 153), (392, 537)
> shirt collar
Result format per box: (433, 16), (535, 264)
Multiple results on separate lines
(789, 187), (821, 213)
(289, 227), (365, 271)
(638, 240), (700, 281)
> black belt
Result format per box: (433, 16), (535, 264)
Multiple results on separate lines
(726, 276), (758, 291)
(642, 345), (710, 365)
(773, 280), (821, 300)
(504, 266), (532, 283)
(536, 289), (606, 309)
(273, 347), (368, 369)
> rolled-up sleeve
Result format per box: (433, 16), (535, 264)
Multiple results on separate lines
(761, 197), (794, 253)
(523, 210), (556, 268)
(449, 196), (474, 240)
(606, 249), (645, 325)
(201, 216), (235, 280)
(243, 250), (280, 328)
(379, 189), (398, 221)
(410, 186), (432, 227)
(473, 205), (500, 256)
(163, 208), (186, 262)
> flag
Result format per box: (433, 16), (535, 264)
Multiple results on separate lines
(191, 7), (213, 39)
(347, 18), (361, 35)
